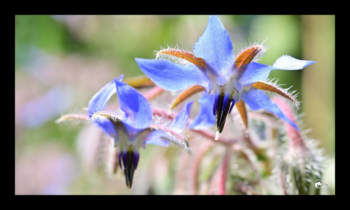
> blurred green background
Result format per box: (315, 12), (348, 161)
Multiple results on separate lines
(15, 15), (335, 194)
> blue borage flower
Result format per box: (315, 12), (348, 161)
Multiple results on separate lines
(87, 75), (192, 188)
(135, 15), (316, 140)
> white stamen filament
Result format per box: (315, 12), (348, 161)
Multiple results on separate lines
(215, 131), (219, 140)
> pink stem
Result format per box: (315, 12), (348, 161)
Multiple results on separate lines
(208, 147), (232, 195)
(191, 142), (213, 194)
(149, 124), (189, 146)
(152, 107), (238, 145)
(217, 147), (232, 195)
(152, 107), (175, 119)
(209, 171), (218, 195)
(272, 98), (305, 150)
(144, 86), (164, 101)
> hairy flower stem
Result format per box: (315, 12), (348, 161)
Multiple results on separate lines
(152, 107), (238, 145)
(217, 147), (232, 195)
(278, 170), (288, 195)
(55, 114), (90, 123)
(152, 107), (175, 120)
(191, 142), (213, 194)
(149, 124), (190, 151)
(209, 146), (232, 195)
(273, 98), (305, 151)
(243, 134), (271, 175)
(243, 132), (260, 154)
(239, 150), (267, 195)
(231, 107), (262, 156)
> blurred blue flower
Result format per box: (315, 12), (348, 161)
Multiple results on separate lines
(135, 15), (316, 138)
(20, 85), (74, 128)
(87, 75), (192, 188)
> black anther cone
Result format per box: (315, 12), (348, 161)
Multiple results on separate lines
(216, 94), (233, 133)
(124, 151), (135, 188)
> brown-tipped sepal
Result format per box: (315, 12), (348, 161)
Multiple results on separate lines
(235, 43), (266, 69)
(235, 100), (248, 129)
(252, 80), (300, 109)
(156, 48), (206, 69)
(124, 75), (155, 88)
(170, 85), (206, 110)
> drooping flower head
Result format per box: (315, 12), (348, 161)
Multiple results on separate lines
(135, 15), (316, 139)
(87, 75), (192, 188)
